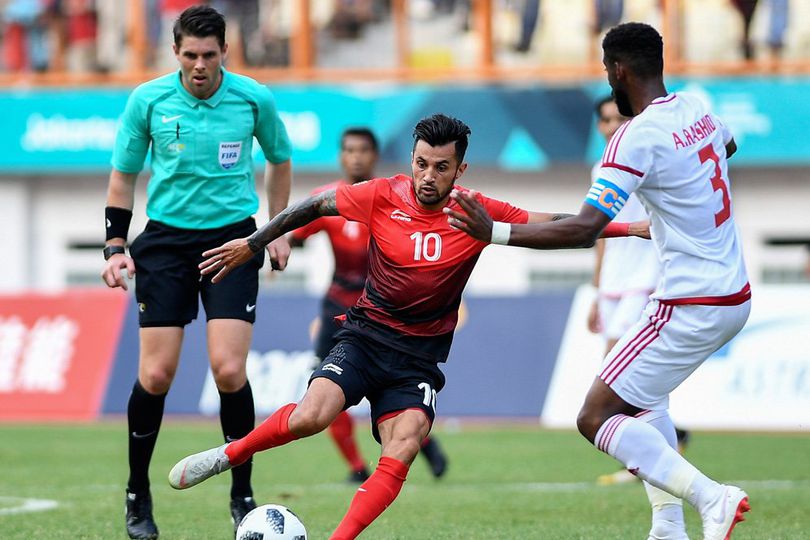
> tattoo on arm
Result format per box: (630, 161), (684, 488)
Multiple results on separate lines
(551, 213), (574, 221)
(247, 189), (339, 252)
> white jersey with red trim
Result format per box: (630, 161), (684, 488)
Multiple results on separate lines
(586, 92), (749, 302)
(590, 162), (659, 297)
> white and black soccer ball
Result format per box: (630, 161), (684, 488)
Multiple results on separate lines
(236, 504), (307, 540)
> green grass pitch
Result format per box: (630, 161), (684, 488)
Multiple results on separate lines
(0, 420), (808, 539)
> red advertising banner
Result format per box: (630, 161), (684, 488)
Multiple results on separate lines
(0, 289), (128, 421)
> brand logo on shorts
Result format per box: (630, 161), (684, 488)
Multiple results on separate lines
(218, 141), (242, 169)
(245, 303), (256, 313)
(138, 303), (146, 312)
(322, 363), (343, 375)
(390, 209), (412, 222)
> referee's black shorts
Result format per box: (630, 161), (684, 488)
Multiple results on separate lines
(129, 217), (264, 327)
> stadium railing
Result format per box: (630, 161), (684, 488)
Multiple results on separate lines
(1, 0), (809, 86)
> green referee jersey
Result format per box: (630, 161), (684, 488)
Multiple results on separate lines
(112, 68), (292, 229)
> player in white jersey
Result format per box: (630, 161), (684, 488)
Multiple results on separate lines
(447, 22), (751, 540)
(588, 97), (692, 489)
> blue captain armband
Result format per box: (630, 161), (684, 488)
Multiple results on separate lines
(585, 178), (630, 218)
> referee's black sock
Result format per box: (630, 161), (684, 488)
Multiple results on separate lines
(219, 381), (256, 499)
(127, 380), (166, 495)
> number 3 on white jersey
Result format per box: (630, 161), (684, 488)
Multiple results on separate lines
(699, 144), (731, 227)
(410, 232), (442, 261)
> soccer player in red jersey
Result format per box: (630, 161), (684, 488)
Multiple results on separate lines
(169, 114), (645, 539)
(291, 127), (448, 482)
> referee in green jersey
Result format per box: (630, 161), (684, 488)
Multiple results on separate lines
(100, 6), (292, 539)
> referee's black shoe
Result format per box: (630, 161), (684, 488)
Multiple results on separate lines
(230, 496), (257, 535)
(421, 437), (448, 478)
(125, 490), (159, 539)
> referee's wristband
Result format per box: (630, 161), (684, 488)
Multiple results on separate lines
(105, 206), (133, 241)
(490, 221), (511, 245)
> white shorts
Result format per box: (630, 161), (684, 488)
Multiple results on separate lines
(599, 292), (651, 340)
(599, 299), (751, 410)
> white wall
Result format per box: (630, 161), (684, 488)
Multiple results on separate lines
(1, 165), (808, 293)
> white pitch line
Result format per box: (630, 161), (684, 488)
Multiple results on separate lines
(266, 479), (810, 493)
(0, 496), (59, 516)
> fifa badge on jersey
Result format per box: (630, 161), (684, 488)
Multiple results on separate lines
(218, 141), (242, 169)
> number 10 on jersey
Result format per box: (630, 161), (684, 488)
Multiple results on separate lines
(410, 232), (442, 261)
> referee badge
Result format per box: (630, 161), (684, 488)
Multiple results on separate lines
(218, 141), (242, 169)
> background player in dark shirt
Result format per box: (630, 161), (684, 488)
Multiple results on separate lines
(169, 114), (646, 539)
(290, 127), (448, 482)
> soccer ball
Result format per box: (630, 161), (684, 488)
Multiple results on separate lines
(236, 504), (307, 540)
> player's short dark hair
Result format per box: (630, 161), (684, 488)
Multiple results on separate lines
(412, 114), (471, 163)
(602, 22), (663, 78)
(173, 5), (226, 49)
(595, 96), (615, 119)
(341, 127), (379, 152)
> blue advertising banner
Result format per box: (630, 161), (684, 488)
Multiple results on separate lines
(102, 292), (573, 418)
(2, 77), (808, 173)
(585, 77), (810, 166)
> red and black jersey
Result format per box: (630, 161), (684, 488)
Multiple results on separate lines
(292, 181), (370, 308)
(336, 174), (528, 361)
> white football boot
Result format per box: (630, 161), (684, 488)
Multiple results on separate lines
(700, 485), (750, 540)
(168, 443), (232, 489)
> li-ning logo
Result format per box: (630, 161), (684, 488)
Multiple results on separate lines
(390, 209), (412, 222)
(322, 363), (343, 375)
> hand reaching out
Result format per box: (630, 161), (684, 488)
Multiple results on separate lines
(442, 190), (494, 242)
(199, 238), (255, 283)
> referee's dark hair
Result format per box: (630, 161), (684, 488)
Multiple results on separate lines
(602, 22), (664, 79)
(412, 114), (472, 163)
(174, 5), (226, 49)
(341, 127), (379, 153)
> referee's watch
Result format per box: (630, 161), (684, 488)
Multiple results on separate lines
(103, 245), (126, 260)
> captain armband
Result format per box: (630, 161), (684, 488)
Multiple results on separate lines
(584, 178), (630, 219)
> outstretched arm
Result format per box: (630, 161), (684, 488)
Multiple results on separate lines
(444, 190), (648, 249)
(200, 189), (339, 282)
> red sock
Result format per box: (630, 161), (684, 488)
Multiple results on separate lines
(225, 403), (298, 466)
(330, 457), (409, 540)
(329, 411), (366, 473)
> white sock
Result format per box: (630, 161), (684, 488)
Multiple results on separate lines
(638, 410), (686, 532)
(638, 409), (677, 448)
(595, 414), (722, 512)
(644, 481), (685, 538)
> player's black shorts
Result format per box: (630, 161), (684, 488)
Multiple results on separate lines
(314, 296), (352, 361)
(129, 217), (264, 327)
(311, 330), (446, 443)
